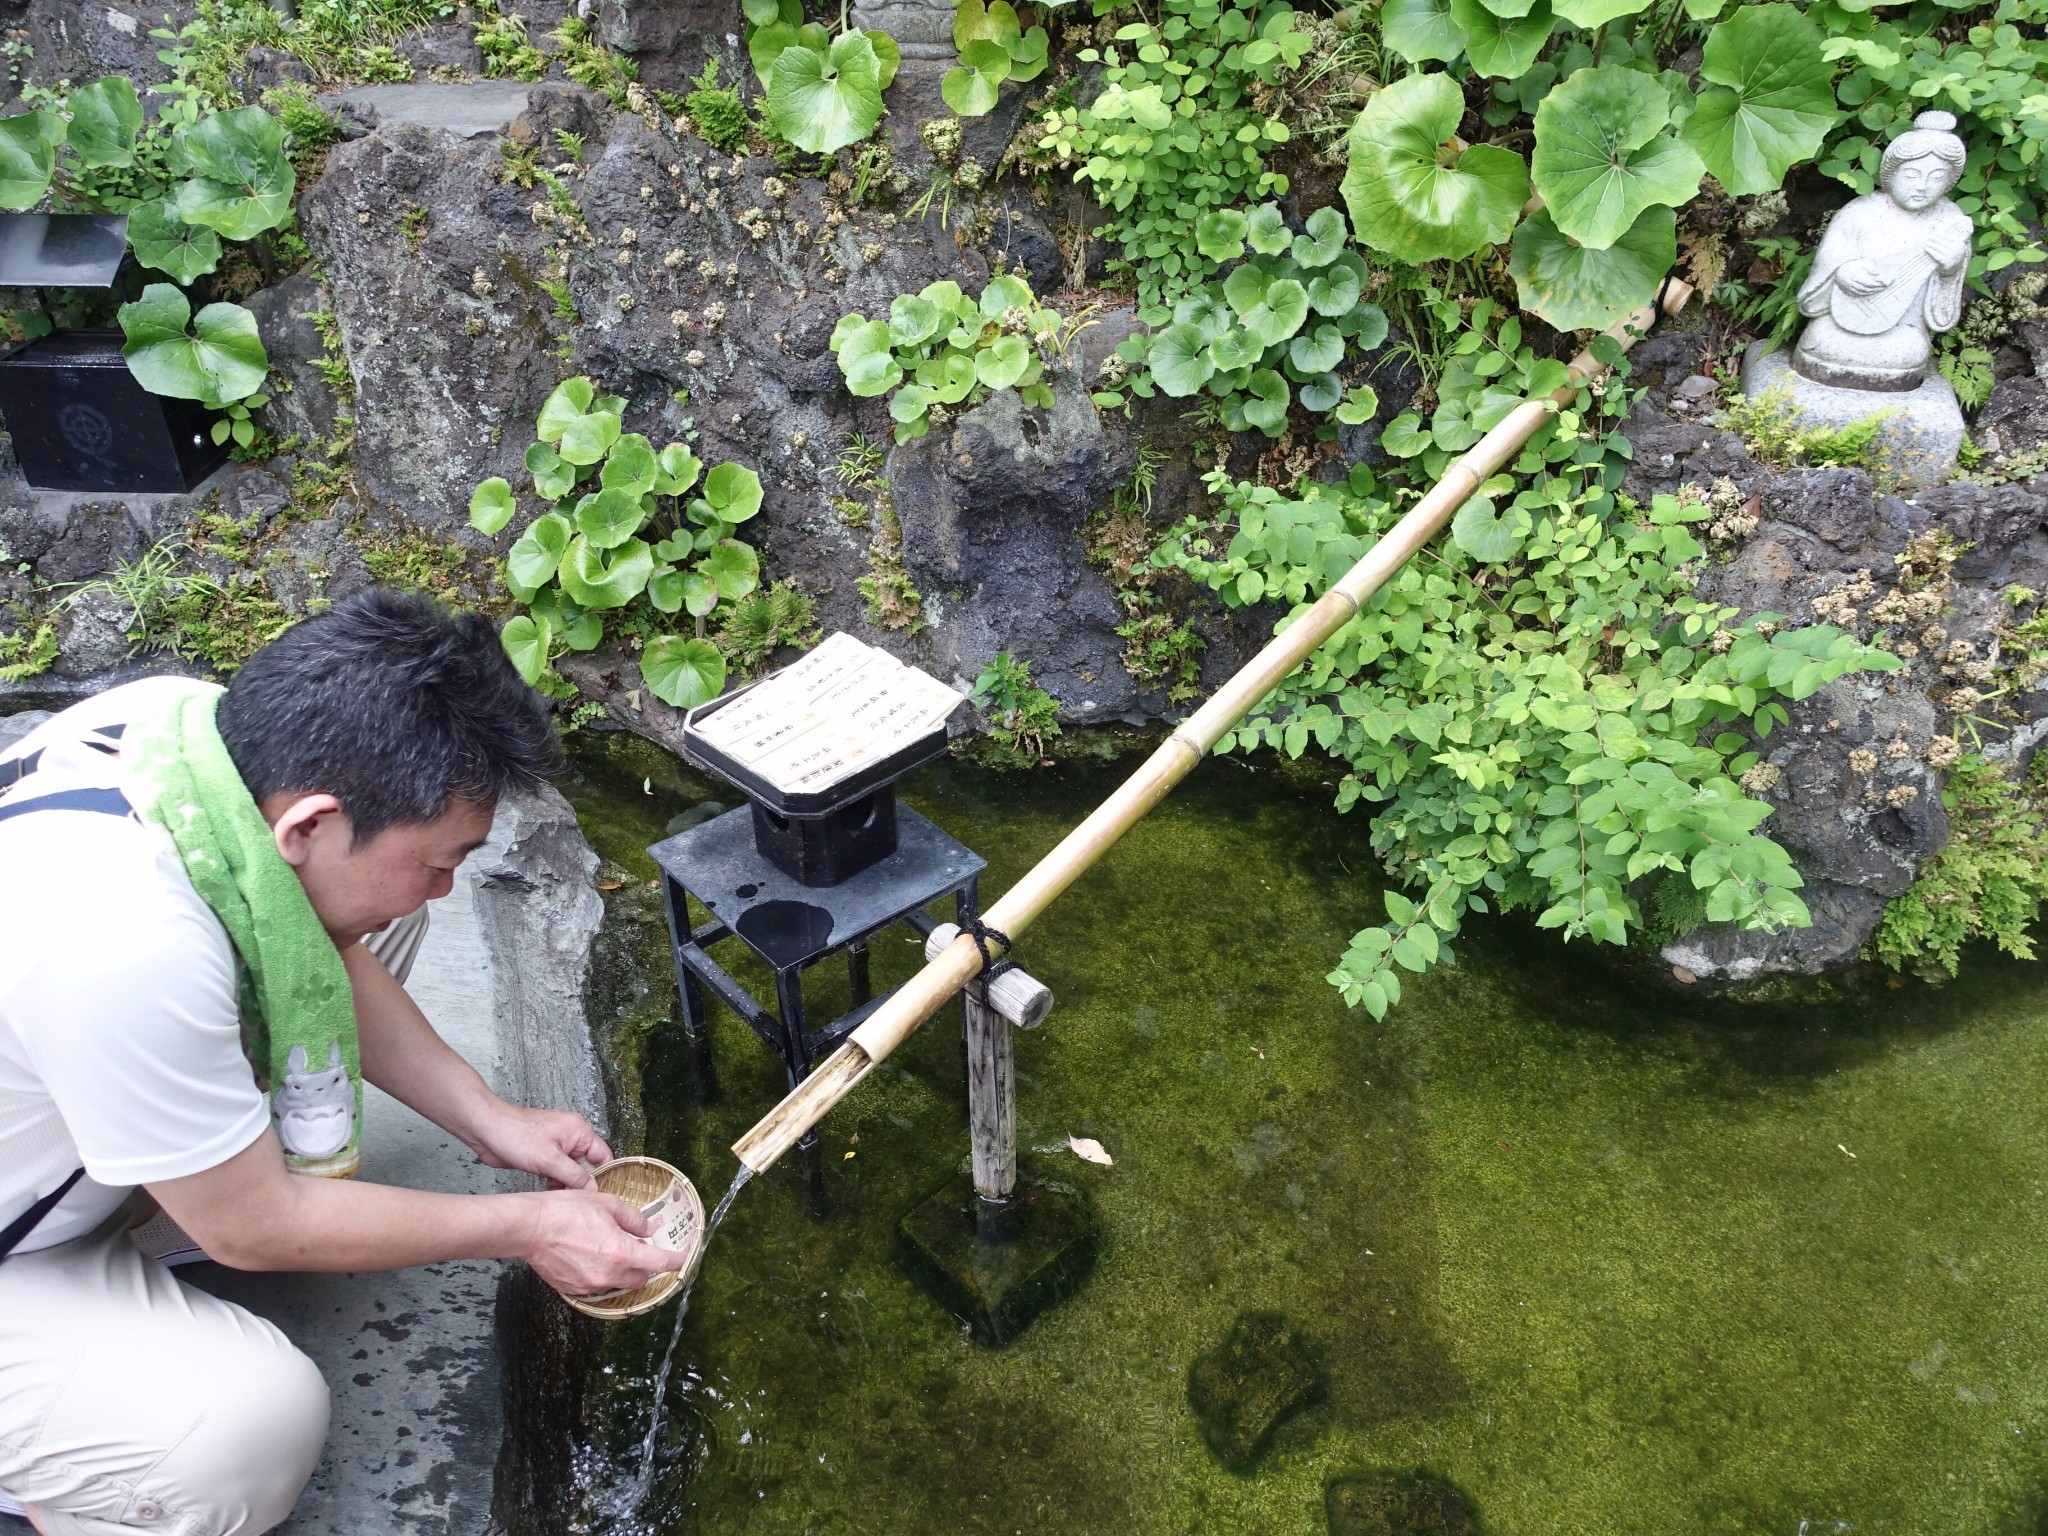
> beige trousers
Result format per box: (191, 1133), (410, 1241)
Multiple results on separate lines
(0, 907), (430, 1535)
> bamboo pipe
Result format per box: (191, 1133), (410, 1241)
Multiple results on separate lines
(733, 277), (1696, 1175)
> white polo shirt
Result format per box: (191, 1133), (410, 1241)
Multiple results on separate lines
(0, 681), (270, 1253)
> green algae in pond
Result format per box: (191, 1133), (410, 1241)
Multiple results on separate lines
(553, 732), (2048, 1535)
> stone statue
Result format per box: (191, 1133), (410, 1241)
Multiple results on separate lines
(1739, 111), (1975, 487)
(1791, 111), (1973, 392)
(849, 0), (955, 58)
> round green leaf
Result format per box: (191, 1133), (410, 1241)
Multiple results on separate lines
(1149, 323), (1218, 397)
(642, 636), (728, 709)
(525, 439), (576, 500)
(1334, 384), (1382, 425)
(557, 408), (621, 466)
(1241, 370), (1291, 437)
(1450, 493), (1534, 560)
(1680, 4), (1837, 195)
(889, 382), (931, 424)
(600, 432), (659, 496)
(1289, 323), (1346, 375)
(1298, 372), (1344, 412)
(556, 534), (653, 610)
(500, 615), (551, 684)
(835, 318), (901, 396)
(705, 538), (761, 600)
(117, 285), (269, 404)
(1509, 204), (1676, 332)
(682, 569), (720, 617)
(126, 197), (222, 283)
(1244, 203), (1292, 257)
(749, 19), (800, 87)
(469, 477), (516, 534)
(1532, 66), (1703, 250)
(653, 444), (703, 496)
(531, 589), (601, 650)
(703, 462), (764, 521)
(975, 333), (1031, 389)
(1551, 0), (1649, 28)
(575, 485), (648, 549)
(1245, 277), (1309, 347)
(1306, 256), (1365, 316)
(888, 295), (944, 347)
(1196, 209), (1248, 262)
(507, 511), (574, 589)
(536, 377), (595, 441)
(742, 0), (781, 23)
(943, 63), (1002, 117)
(67, 76), (142, 169)
(1451, 0), (1554, 80)
(865, 30), (901, 90)
(1346, 302), (1390, 350)
(1290, 206), (1350, 269)
(0, 114), (56, 210)
(1210, 326), (1263, 372)
(646, 563), (686, 613)
(1341, 73), (1529, 264)
(767, 33), (884, 156)
(169, 105), (295, 240)
(1382, 0), (1466, 64)
(981, 273), (1035, 317)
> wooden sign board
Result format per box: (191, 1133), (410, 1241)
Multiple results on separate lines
(692, 632), (963, 796)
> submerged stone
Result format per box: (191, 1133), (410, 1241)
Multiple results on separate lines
(1325, 1470), (1481, 1535)
(897, 1165), (1099, 1347)
(1185, 1310), (1324, 1472)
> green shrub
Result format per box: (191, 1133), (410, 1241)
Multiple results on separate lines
(683, 59), (752, 153)
(1876, 752), (2048, 976)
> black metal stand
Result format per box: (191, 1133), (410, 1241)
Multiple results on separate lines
(650, 802), (986, 1210)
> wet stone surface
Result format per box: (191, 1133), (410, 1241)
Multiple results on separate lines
(896, 1166), (1100, 1347)
(1325, 1469), (1482, 1535)
(1186, 1310), (1326, 1472)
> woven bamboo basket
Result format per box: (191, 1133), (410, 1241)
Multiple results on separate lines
(562, 1155), (706, 1320)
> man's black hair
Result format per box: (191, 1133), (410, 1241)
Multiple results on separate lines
(217, 588), (559, 842)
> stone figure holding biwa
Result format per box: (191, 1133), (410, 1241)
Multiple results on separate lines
(1741, 110), (1976, 487)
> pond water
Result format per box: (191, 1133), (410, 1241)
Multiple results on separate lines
(556, 730), (2048, 1535)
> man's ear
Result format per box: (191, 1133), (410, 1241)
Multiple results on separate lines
(267, 793), (349, 869)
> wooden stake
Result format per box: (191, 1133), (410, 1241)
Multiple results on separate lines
(734, 280), (1694, 1175)
(964, 989), (1016, 1205)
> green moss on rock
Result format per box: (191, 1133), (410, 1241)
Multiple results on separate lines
(1326, 1470), (1481, 1535)
(1187, 1310), (1324, 1472)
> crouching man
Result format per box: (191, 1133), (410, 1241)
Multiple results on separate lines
(0, 590), (684, 1535)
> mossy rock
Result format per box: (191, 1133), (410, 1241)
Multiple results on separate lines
(1185, 1310), (1324, 1472)
(1325, 1469), (1481, 1535)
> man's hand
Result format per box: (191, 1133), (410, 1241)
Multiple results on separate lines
(1836, 259), (1888, 297)
(1929, 227), (1971, 273)
(518, 1187), (690, 1296)
(468, 1104), (614, 1189)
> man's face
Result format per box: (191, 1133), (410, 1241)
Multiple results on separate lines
(268, 794), (496, 941)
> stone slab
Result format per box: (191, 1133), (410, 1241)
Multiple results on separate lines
(324, 81), (595, 140)
(897, 1165), (1098, 1347)
(1186, 1310), (1324, 1472)
(1326, 1470), (1481, 1535)
(1740, 343), (1964, 490)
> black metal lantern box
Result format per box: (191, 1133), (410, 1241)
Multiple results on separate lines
(0, 213), (230, 494)
(681, 635), (963, 887)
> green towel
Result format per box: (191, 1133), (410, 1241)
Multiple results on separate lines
(126, 680), (361, 1178)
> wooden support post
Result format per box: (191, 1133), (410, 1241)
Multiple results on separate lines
(924, 925), (1051, 1215)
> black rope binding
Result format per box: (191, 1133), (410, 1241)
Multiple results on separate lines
(959, 907), (1013, 1004)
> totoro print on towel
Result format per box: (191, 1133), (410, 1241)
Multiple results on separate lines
(273, 1038), (357, 1169)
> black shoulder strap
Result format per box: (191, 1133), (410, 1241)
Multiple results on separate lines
(0, 1168), (87, 1262)
(0, 786), (133, 826)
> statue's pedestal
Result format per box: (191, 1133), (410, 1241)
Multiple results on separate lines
(1740, 343), (1964, 488)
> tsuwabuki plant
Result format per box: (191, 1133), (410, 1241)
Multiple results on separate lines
(470, 376), (766, 708)
(832, 273), (1062, 441)
(745, 0), (898, 154)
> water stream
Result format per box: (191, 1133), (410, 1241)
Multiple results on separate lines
(624, 1167), (756, 1514)
(555, 730), (2048, 1534)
